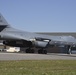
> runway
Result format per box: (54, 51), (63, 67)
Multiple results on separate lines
(0, 52), (76, 60)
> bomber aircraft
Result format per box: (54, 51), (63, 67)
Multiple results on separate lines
(0, 13), (76, 54)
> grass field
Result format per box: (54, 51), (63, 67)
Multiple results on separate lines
(0, 60), (76, 75)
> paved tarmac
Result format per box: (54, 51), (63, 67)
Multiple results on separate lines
(0, 52), (76, 60)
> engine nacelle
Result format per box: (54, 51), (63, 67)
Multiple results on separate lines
(3, 40), (32, 47)
(33, 41), (48, 48)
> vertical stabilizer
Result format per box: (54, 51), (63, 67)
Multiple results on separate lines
(0, 13), (10, 32)
(0, 13), (9, 25)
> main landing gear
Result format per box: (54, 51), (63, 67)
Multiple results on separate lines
(38, 49), (47, 54)
(26, 48), (34, 53)
(25, 48), (47, 54)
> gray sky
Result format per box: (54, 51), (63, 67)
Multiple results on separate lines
(0, 0), (76, 32)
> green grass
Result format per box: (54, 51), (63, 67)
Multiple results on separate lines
(0, 60), (76, 75)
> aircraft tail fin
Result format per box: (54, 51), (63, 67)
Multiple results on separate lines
(0, 13), (10, 32)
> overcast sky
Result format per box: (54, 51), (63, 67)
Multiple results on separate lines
(0, 0), (76, 32)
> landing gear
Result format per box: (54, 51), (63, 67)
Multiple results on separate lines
(66, 45), (72, 54)
(26, 48), (34, 53)
(38, 49), (47, 54)
(68, 47), (71, 54)
(25, 48), (47, 54)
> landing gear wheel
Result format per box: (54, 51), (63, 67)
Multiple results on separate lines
(38, 50), (42, 54)
(26, 49), (29, 53)
(38, 49), (47, 54)
(31, 49), (34, 53)
(43, 50), (47, 54)
(26, 49), (35, 53)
